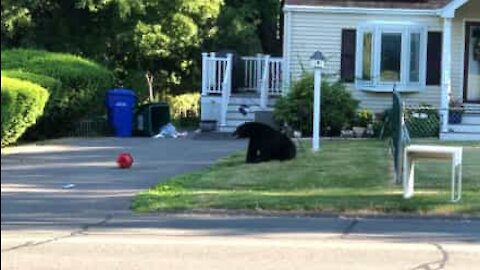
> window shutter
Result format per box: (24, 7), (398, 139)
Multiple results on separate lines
(341, 29), (356, 83)
(426, 32), (442, 86)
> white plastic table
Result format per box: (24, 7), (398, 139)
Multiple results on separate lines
(403, 145), (463, 202)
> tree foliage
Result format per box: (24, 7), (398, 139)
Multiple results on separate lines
(1, 0), (283, 96)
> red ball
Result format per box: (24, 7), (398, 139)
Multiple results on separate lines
(117, 153), (134, 169)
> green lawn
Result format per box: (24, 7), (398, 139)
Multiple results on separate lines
(132, 139), (480, 216)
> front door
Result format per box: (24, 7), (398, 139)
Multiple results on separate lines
(464, 22), (480, 103)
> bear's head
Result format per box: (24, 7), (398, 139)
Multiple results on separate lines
(232, 122), (253, 138)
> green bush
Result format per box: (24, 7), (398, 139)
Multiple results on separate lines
(1, 49), (114, 138)
(1, 70), (62, 95)
(274, 73), (359, 136)
(166, 92), (200, 127)
(1, 70), (63, 139)
(353, 109), (374, 127)
(1, 76), (49, 147)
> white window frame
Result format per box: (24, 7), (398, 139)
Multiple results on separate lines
(355, 22), (427, 92)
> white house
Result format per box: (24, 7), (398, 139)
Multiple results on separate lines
(201, 0), (480, 140)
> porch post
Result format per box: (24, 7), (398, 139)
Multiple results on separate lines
(440, 17), (453, 133)
(220, 53), (233, 128)
(256, 53), (263, 93)
(259, 55), (270, 109)
(282, 10), (291, 95)
(201, 52), (208, 96)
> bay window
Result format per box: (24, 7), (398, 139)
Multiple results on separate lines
(356, 22), (427, 91)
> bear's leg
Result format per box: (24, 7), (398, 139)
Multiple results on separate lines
(257, 142), (273, 162)
(246, 139), (260, 163)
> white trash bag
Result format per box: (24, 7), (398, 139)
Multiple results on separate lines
(153, 123), (187, 138)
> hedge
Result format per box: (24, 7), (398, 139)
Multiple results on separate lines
(1, 70), (63, 139)
(1, 49), (114, 138)
(1, 76), (49, 147)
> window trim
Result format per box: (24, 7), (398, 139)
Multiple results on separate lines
(355, 22), (427, 92)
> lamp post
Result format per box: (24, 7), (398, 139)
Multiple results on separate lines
(310, 51), (326, 152)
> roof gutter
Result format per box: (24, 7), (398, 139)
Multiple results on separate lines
(283, 4), (440, 17)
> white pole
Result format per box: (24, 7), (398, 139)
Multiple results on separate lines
(201, 53), (208, 96)
(313, 68), (321, 152)
(440, 17), (452, 133)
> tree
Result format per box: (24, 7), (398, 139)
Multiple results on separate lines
(208, 0), (283, 56)
(1, 0), (222, 98)
(1, 0), (284, 98)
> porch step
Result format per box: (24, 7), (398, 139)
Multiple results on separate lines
(229, 96), (277, 107)
(440, 132), (480, 141)
(227, 104), (262, 113)
(461, 113), (480, 125)
(464, 103), (480, 114)
(447, 124), (480, 133)
(441, 112), (480, 140)
(226, 112), (255, 121)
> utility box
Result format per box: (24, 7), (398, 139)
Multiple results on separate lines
(254, 110), (278, 130)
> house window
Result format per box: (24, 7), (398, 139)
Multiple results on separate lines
(356, 22), (427, 92)
(380, 33), (402, 82)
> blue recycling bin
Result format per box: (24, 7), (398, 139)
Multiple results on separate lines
(105, 89), (136, 137)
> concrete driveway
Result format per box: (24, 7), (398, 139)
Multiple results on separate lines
(1, 136), (246, 225)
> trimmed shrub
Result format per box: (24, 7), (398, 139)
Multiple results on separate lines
(1, 70), (63, 139)
(1, 49), (114, 138)
(1, 49), (47, 69)
(1, 70), (62, 95)
(1, 76), (49, 147)
(274, 73), (359, 136)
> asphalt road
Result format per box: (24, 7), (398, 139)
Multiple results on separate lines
(1, 136), (479, 270)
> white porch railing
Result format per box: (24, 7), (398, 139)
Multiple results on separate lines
(201, 52), (284, 122)
(267, 57), (283, 96)
(202, 52), (231, 95)
(240, 55), (284, 96)
(241, 54), (263, 92)
(201, 52), (233, 127)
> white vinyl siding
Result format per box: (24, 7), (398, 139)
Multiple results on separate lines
(288, 11), (443, 112)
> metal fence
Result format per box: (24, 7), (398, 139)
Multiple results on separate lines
(70, 117), (110, 137)
(390, 92), (442, 184)
(404, 105), (440, 138)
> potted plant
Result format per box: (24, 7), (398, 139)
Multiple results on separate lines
(352, 109), (373, 137)
(448, 96), (464, 124)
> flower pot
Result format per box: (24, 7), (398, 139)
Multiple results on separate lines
(448, 110), (463, 124)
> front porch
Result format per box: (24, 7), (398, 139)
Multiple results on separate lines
(200, 52), (285, 132)
(439, 0), (480, 140)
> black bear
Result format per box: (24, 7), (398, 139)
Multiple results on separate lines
(233, 122), (296, 163)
